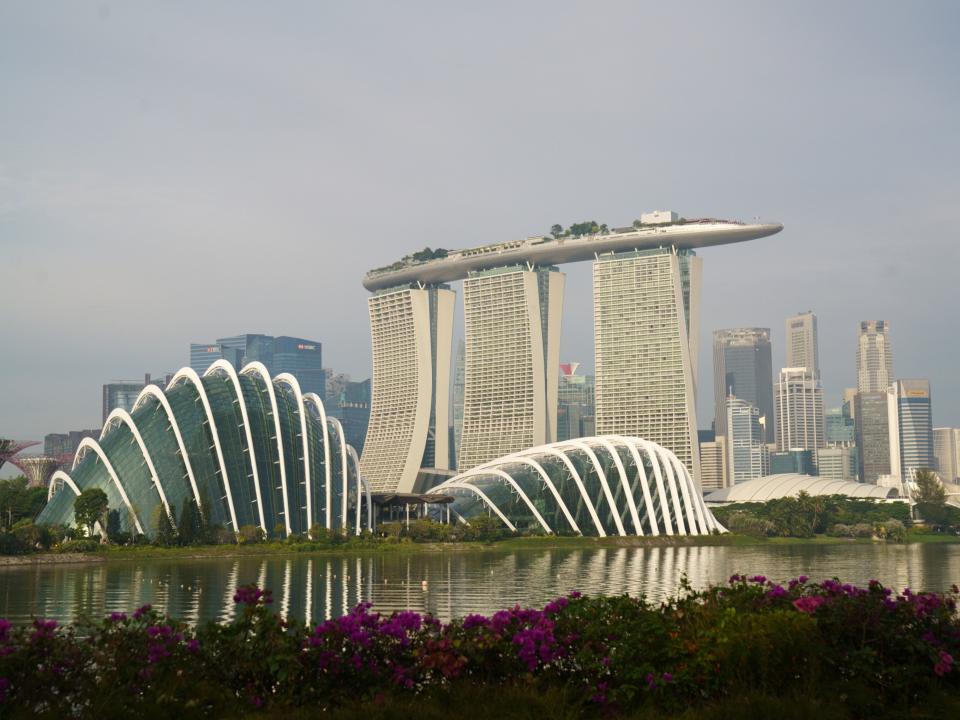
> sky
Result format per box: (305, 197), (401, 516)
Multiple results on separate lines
(2, 1), (959, 458)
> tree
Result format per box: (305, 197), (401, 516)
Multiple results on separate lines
(74, 488), (109, 537)
(154, 506), (178, 547)
(550, 224), (564, 239)
(178, 499), (201, 545)
(913, 468), (948, 525)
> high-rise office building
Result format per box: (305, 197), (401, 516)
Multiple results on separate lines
(774, 367), (825, 456)
(727, 396), (766, 483)
(593, 247), (702, 485)
(451, 339), (465, 467)
(785, 311), (820, 379)
(825, 406), (856, 446)
(817, 446), (858, 482)
(361, 285), (455, 492)
(889, 379), (933, 481)
(769, 449), (816, 475)
(338, 379), (371, 454)
(934, 428), (960, 482)
(324, 371), (351, 412)
(44, 429), (100, 458)
(190, 334), (324, 397)
(458, 266), (564, 470)
(712, 328), (774, 443)
(557, 362), (595, 442)
(102, 378), (147, 424)
(700, 436), (727, 490)
(856, 320), (893, 393)
(855, 391), (893, 483)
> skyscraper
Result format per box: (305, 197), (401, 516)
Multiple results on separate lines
(190, 334), (324, 397)
(825, 406), (856, 446)
(458, 266), (564, 470)
(593, 248), (702, 485)
(889, 379), (934, 481)
(727, 396), (766, 483)
(774, 367), (825, 457)
(338, 379), (371, 454)
(817, 447), (858, 482)
(360, 285), (455, 492)
(712, 328), (774, 442)
(451, 339), (465, 468)
(785, 311), (820, 378)
(102, 378), (147, 423)
(856, 320), (893, 393)
(557, 362), (595, 442)
(934, 428), (960, 483)
(855, 391), (893, 483)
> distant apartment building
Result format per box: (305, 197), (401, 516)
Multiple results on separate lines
(934, 428), (960, 482)
(712, 328), (774, 443)
(856, 320), (893, 393)
(557, 362), (595, 442)
(727, 397), (766, 484)
(190, 333), (324, 397)
(785, 311), (820, 379)
(700, 436), (728, 491)
(593, 248), (702, 486)
(774, 367), (825, 458)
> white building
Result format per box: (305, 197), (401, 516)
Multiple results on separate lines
(934, 427), (960, 482)
(360, 285), (455, 492)
(817, 446), (858, 482)
(785, 311), (820, 379)
(857, 320), (893, 393)
(593, 247), (702, 486)
(700, 437), (728, 490)
(774, 367), (825, 458)
(457, 266), (564, 471)
(727, 397), (766, 484)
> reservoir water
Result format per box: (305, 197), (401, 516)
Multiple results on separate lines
(2, 543), (959, 626)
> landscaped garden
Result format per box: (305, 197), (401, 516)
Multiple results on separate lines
(1, 575), (958, 718)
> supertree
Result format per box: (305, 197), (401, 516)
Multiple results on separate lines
(0, 439), (39, 473)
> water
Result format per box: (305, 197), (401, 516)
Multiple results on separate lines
(1, 543), (959, 626)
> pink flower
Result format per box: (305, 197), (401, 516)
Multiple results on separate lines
(792, 596), (827, 614)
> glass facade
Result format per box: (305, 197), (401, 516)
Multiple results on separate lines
(37, 362), (367, 540)
(432, 436), (723, 537)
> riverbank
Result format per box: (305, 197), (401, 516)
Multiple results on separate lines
(4, 530), (959, 565)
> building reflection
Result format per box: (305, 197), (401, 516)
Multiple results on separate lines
(2, 544), (960, 627)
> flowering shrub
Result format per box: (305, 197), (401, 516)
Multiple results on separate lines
(0, 577), (957, 717)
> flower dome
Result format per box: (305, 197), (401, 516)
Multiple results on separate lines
(38, 361), (371, 539)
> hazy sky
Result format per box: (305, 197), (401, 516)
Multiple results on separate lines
(2, 1), (959, 455)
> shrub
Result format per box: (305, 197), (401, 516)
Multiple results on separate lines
(238, 525), (265, 544)
(725, 511), (775, 538)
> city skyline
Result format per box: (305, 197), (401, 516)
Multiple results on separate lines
(3, 2), (960, 449)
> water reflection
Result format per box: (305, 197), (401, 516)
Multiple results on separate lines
(1, 544), (959, 626)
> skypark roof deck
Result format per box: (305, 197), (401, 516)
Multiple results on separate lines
(362, 217), (783, 291)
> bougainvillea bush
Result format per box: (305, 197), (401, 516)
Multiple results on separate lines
(0, 577), (957, 718)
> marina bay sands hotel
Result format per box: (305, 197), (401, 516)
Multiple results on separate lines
(359, 211), (782, 494)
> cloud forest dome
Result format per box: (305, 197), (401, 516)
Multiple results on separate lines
(432, 436), (724, 537)
(37, 361), (371, 539)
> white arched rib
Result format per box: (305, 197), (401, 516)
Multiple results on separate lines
(241, 362), (291, 535)
(468, 442), (604, 536)
(329, 417), (349, 528)
(132, 385), (201, 512)
(48, 470), (81, 501)
(101, 408), (175, 527)
(636, 439), (674, 535)
(589, 438), (642, 535)
(652, 444), (687, 534)
(667, 452), (707, 534)
(505, 457), (580, 534)
(453, 469), (552, 534)
(443, 482), (517, 531)
(303, 393), (333, 529)
(167, 368), (238, 532)
(347, 445), (363, 534)
(73, 438), (145, 535)
(275, 373), (314, 531)
(560, 440), (626, 536)
(204, 361), (266, 532)
(608, 436), (660, 536)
